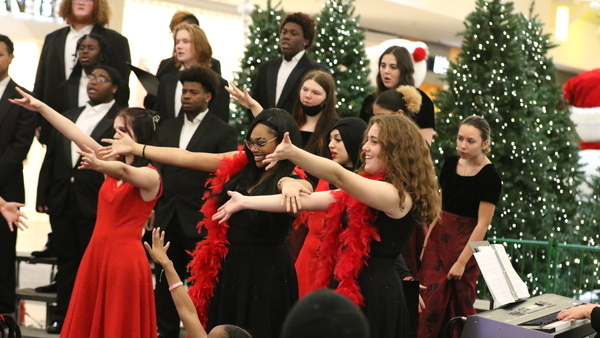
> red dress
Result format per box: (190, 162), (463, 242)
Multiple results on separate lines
(61, 173), (161, 338)
(294, 179), (331, 298)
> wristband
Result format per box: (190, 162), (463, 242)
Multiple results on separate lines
(142, 144), (147, 159)
(168, 281), (183, 291)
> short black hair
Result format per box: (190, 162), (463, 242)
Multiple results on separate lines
(280, 12), (316, 49)
(95, 65), (122, 88)
(0, 34), (14, 54)
(179, 66), (220, 102)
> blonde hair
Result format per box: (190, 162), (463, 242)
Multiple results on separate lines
(360, 114), (441, 223)
(172, 23), (212, 69)
(59, 0), (112, 26)
(396, 86), (421, 116)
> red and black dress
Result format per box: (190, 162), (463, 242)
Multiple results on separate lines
(418, 156), (501, 338)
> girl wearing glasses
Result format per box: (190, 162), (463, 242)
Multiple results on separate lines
(212, 114), (441, 338)
(102, 109), (310, 338)
(10, 89), (162, 337)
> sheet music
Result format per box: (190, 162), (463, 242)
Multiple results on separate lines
(474, 246), (515, 306)
(492, 244), (530, 299)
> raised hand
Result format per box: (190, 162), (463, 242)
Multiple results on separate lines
(226, 82), (263, 113)
(1, 202), (28, 232)
(8, 87), (45, 112)
(77, 144), (104, 171)
(100, 129), (136, 159)
(264, 132), (297, 170)
(279, 178), (312, 213)
(143, 228), (171, 267)
(212, 191), (246, 224)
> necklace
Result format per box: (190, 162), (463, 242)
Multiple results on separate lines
(463, 155), (485, 176)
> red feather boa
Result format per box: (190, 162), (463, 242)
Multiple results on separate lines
(314, 172), (386, 306)
(187, 152), (248, 327)
(187, 151), (308, 327)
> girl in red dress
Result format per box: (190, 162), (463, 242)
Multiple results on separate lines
(11, 88), (162, 338)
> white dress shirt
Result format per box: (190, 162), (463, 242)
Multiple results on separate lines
(0, 76), (10, 99)
(78, 73), (91, 107)
(179, 109), (208, 149)
(71, 100), (115, 167)
(173, 65), (185, 118)
(276, 50), (305, 105)
(65, 25), (93, 79)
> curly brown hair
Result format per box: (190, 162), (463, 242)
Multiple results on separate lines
(172, 23), (212, 69)
(359, 114), (441, 224)
(280, 12), (316, 49)
(59, 0), (112, 26)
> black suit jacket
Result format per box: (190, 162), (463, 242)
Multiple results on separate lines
(37, 103), (121, 219)
(252, 52), (325, 118)
(56, 64), (129, 113)
(34, 24), (131, 144)
(143, 57), (222, 109)
(155, 69), (230, 124)
(154, 112), (237, 237)
(0, 80), (36, 204)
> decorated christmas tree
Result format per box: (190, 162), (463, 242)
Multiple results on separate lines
(433, 0), (594, 296)
(312, 0), (372, 118)
(230, 0), (285, 140)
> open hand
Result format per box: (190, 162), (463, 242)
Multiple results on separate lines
(212, 191), (245, 224)
(8, 87), (45, 112)
(279, 178), (312, 213)
(100, 129), (136, 159)
(264, 132), (297, 170)
(143, 228), (171, 267)
(1, 202), (28, 232)
(557, 304), (598, 321)
(77, 144), (104, 171)
(226, 82), (262, 113)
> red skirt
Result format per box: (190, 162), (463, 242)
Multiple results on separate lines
(417, 211), (480, 338)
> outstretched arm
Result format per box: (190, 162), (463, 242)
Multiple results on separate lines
(225, 82), (263, 117)
(78, 145), (161, 201)
(10, 87), (102, 153)
(144, 228), (207, 338)
(213, 190), (335, 224)
(265, 133), (409, 218)
(0, 197), (28, 232)
(100, 130), (238, 172)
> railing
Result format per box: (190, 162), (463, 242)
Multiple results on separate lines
(476, 238), (600, 301)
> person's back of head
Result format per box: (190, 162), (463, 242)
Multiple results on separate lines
(169, 10), (200, 32)
(280, 289), (369, 338)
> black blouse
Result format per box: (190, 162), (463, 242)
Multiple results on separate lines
(439, 156), (502, 218)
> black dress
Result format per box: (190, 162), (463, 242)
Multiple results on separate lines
(332, 211), (415, 338)
(207, 202), (298, 338)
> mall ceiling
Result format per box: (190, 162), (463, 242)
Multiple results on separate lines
(200, 0), (600, 46)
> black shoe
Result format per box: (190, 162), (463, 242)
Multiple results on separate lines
(47, 320), (62, 334)
(32, 233), (56, 258)
(35, 282), (57, 293)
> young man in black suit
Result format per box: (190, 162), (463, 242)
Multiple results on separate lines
(153, 66), (237, 338)
(251, 12), (326, 118)
(0, 34), (36, 318)
(34, 0), (131, 145)
(37, 65), (123, 334)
